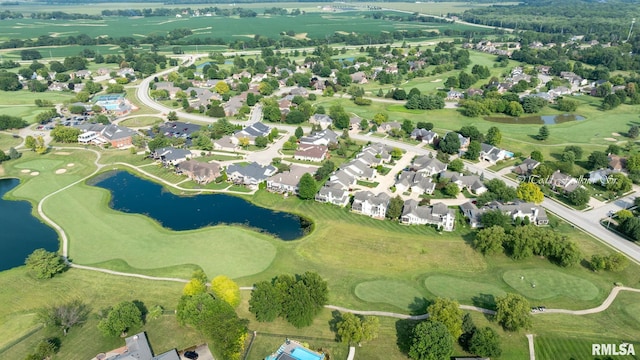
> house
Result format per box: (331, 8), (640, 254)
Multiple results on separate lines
(360, 143), (393, 163)
(309, 114), (333, 129)
(266, 339), (325, 360)
(350, 71), (368, 84)
(412, 155), (447, 176)
(176, 160), (221, 184)
(351, 191), (390, 218)
(267, 165), (315, 194)
(294, 144), (328, 162)
(460, 200), (548, 228)
(446, 89), (464, 100)
(151, 147), (191, 166)
(226, 162), (277, 187)
(588, 168), (614, 185)
(480, 143), (511, 164)
(290, 87), (308, 96)
(223, 95), (244, 117)
(93, 332), (180, 360)
(395, 171), (436, 194)
(440, 172), (487, 194)
(457, 133), (471, 151)
(401, 200), (455, 231)
(349, 116), (362, 130)
(326, 169), (356, 190)
(378, 121), (401, 133)
(155, 121), (201, 142)
(340, 158), (376, 180)
(213, 135), (238, 151)
(75, 123), (136, 148)
(154, 82), (181, 98)
(608, 154), (626, 171)
(234, 122), (271, 144)
(315, 184), (350, 207)
(73, 70), (92, 79)
(513, 158), (540, 175)
(410, 129), (438, 144)
(299, 129), (338, 146)
(549, 170), (580, 193)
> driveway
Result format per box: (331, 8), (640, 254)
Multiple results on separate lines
(373, 151), (415, 194)
(181, 344), (214, 360)
(246, 133), (289, 165)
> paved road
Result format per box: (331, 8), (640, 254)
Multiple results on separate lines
(133, 62), (640, 265)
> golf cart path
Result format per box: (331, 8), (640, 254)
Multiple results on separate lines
(526, 334), (536, 360)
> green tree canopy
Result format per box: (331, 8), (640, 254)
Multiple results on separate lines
(97, 301), (143, 337)
(427, 298), (463, 340)
(495, 293), (532, 331)
(298, 173), (317, 200)
(469, 327), (502, 357)
(408, 320), (454, 360)
(25, 248), (67, 279)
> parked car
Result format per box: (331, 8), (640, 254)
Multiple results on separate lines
(537, 306), (546, 312)
(184, 351), (199, 360)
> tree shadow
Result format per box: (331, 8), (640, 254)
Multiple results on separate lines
(472, 293), (497, 321)
(408, 297), (429, 316)
(327, 310), (341, 342)
(132, 300), (148, 322)
(395, 319), (420, 354)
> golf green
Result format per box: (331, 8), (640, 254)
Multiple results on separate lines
(503, 269), (600, 301)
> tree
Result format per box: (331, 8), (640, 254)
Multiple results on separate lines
(448, 159), (464, 172)
(285, 109), (306, 124)
(177, 292), (248, 360)
(473, 226), (507, 255)
(469, 327), (502, 357)
(556, 97), (578, 112)
(427, 298), (463, 340)
(336, 312), (380, 345)
(295, 126), (304, 139)
(567, 187), (590, 206)
(98, 301), (143, 337)
(516, 182), (544, 204)
(495, 293), (531, 331)
(386, 195), (404, 220)
(298, 173), (317, 200)
(254, 135), (268, 148)
(444, 182), (460, 197)
(606, 172), (632, 193)
(51, 126), (81, 143)
(464, 141), (481, 160)
(37, 299), (90, 335)
(588, 151), (609, 170)
(25, 135), (36, 151)
(211, 275), (241, 308)
(314, 160), (335, 181)
(439, 132), (461, 154)
(25, 248), (67, 279)
(401, 119), (414, 135)
(214, 81), (230, 95)
(480, 209), (511, 228)
(537, 125), (549, 141)
(629, 125), (640, 139)
(8, 147), (20, 160)
(249, 281), (282, 322)
(563, 145), (583, 160)
(485, 126), (502, 146)
(530, 150), (544, 162)
(408, 321), (454, 360)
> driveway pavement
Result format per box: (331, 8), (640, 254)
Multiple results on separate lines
(373, 151), (415, 194)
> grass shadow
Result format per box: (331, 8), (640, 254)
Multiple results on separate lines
(472, 293), (496, 312)
(327, 310), (341, 342)
(408, 296), (429, 316)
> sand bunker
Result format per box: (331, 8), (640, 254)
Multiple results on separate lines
(67, 163), (75, 167)
(604, 137), (617, 142)
(55, 152), (71, 155)
(55, 169), (67, 174)
(21, 169), (30, 173)
(611, 132), (621, 137)
(30, 171), (39, 176)
(431, 79), (442, 83)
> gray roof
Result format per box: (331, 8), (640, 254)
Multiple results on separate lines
(227, 162), (276, 182)
(155, 121), (201, 139)
(106, 332), (180, 360)
(413, 156), (447, 173)
(237, 122), (270, 138)
(402, 199), (453, 222)
(411, 129), (438, 142)
(300, 129), (338, 145)
(267, 165), (314, 187)
(153, 147), (191, 162)
(102, 124), (136, 141)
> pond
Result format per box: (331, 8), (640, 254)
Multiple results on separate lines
(90, 171), (309, 240)
(484, 114), (585, 125)
(0, 178), (59, 272)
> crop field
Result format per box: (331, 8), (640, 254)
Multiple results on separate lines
(0, 11), (488, 44)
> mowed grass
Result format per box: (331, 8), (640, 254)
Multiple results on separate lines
(119, 116), (164, 127)
(536, 335), (637, 360)
(0, 267), (206, 360)
(354, 280), (426, 311)
(43, 181), (277, 279)
(0, 133), (21, 151)
(424, 275), (507, 309)
(503, 269), (600, 301)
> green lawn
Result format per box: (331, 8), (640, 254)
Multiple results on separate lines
(0, 133), (21, 151)
(503, 269), (600, 301)
(354, 280), (427, 312)
(119, 116), (164, 127)
(424, 275), (507, 309)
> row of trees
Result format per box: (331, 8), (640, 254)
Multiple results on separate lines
(473, 224), (582, 267)
(249, 272), (328, 328)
